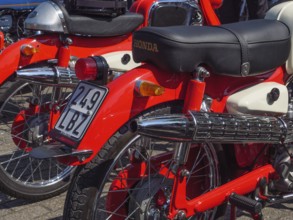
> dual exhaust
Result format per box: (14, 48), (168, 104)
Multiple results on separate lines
(134, 111), (293, 144)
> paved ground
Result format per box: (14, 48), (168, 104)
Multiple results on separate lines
(0, 191), (65, 220)
(0, 189), (293, 220)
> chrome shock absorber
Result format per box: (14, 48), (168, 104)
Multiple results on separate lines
(172, 142), (191, 174)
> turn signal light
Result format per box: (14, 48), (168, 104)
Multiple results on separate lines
(75, 56), (109, 83)
(136, 80), (165, 96)
(21, 44), (39, 56)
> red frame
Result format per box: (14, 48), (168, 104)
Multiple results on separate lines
(169, 165), (275, 218)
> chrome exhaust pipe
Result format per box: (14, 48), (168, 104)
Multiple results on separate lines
(16, 66), (79, 86)
(133, 115), (195, 141)
(135, 112), (293, 144)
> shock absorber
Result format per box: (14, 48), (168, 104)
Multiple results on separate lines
(172, 142), (191, 175)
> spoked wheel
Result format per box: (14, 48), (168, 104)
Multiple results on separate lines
(93, 136), (220, 220)
(0, 80), (75, 200)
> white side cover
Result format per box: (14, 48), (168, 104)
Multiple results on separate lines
(226, 82), (288, 115)
(102, 51), (141, 71)
(265, 1), (293, 74)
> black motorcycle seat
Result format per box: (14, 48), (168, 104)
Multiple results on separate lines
(54, 0), (144, 37)
(133, 19), (291, 76)
(66, 13), (144, 37)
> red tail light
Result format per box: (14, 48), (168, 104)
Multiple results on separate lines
(75, 56), (109, 83)
(75, 57), (98, 80)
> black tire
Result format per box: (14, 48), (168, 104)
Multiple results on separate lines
(0, 80), (75, 201)
(63, 102), (226, 220)
(0, 80), (24, 104)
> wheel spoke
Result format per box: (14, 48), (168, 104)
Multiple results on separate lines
(1, 151), (28, 167)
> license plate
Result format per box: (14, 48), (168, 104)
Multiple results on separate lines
(54, 82), (108, 141)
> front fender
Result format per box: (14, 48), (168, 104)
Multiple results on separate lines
(66, 64), (191, 165)
(0, 34), (61, 84)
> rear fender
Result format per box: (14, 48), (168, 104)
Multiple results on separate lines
(64, 64), (191, 165)
(0, 35), (61, 84)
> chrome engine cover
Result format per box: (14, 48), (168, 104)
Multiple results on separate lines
(24, 1), (67, 33)
(148, 0), (203, 27)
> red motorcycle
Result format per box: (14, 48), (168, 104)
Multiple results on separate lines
(0, 0), (221, 200)
(29, 1), (293, 219)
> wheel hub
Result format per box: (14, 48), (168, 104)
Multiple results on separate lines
(129, 177), (172, 220)
(25, 114), (49, 148)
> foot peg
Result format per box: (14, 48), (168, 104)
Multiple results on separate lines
(229, 193), (263, 220)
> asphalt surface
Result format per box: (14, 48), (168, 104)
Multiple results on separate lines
(0, 189), (293, 220)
